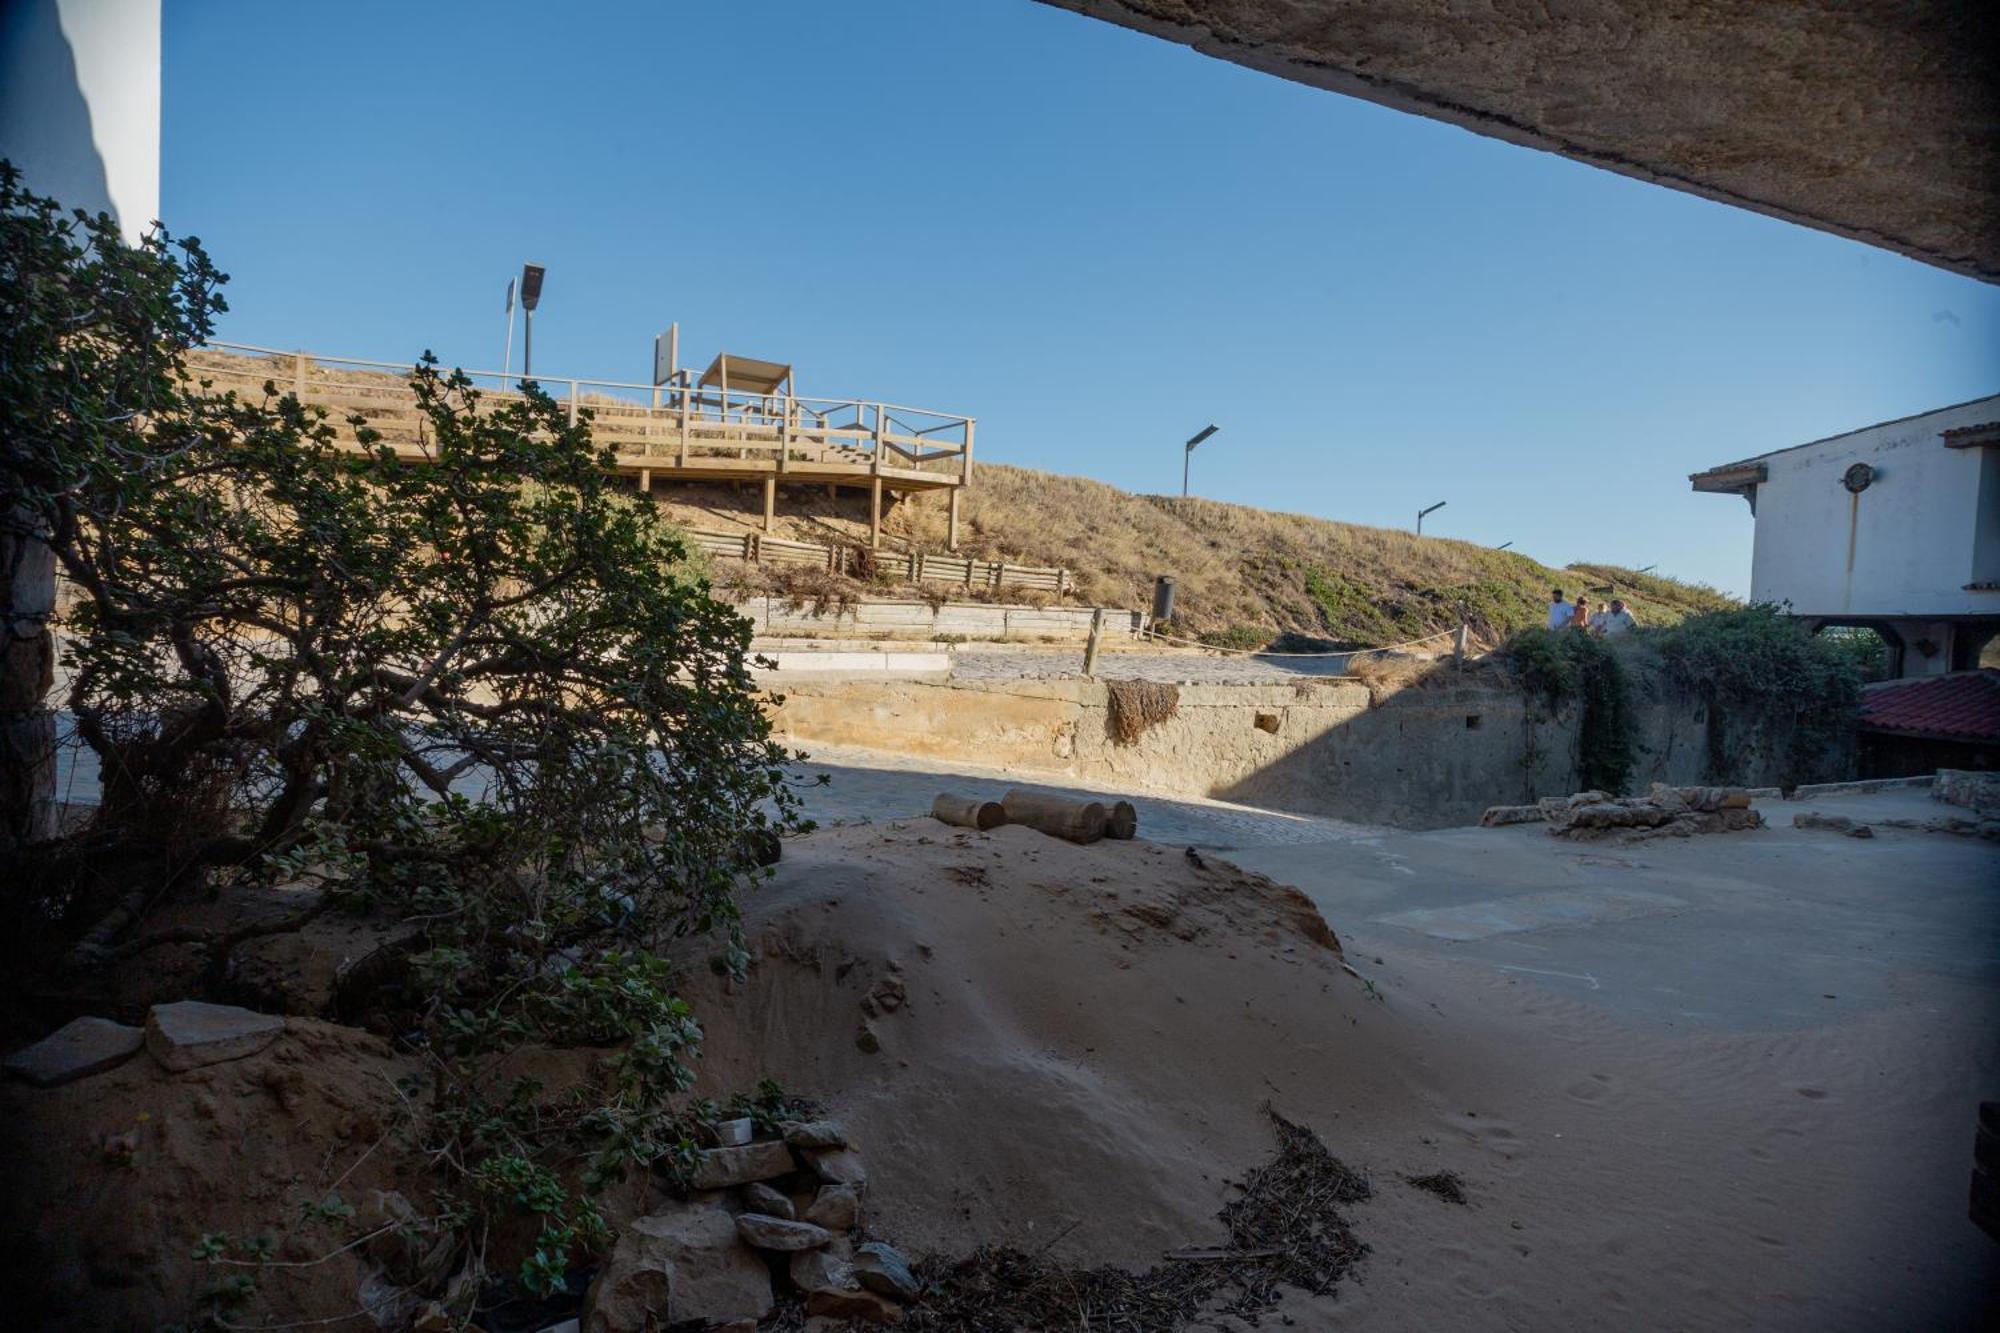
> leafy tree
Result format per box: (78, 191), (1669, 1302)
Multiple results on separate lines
(2, 162), (806, 1303)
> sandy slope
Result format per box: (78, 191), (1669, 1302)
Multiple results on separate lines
(687, 822), (2000, 1330)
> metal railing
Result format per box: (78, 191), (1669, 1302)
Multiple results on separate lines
(190, 343), (975, 483)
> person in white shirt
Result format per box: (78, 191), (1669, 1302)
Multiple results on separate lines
(1598, 598), (1638, 636)
(1546, 588), (1573, 631)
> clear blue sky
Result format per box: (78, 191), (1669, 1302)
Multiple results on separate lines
(161, 0), (2000, 597)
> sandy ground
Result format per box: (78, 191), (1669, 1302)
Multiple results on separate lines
(757, 750), (2000, 1330)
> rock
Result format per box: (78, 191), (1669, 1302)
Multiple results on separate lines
(806, 1287), (903, 1324)
(784, 1120), (849, 1150)
(688, 1141), (796, 1189)
(743, 1181), (794, 1219)
(583, 1201), (773, 1332)
(145, 1000), (284, 1071)
(852, 1242), (920, 1302)
(803, 1147), (868, 1187)
(1846, 824), (1876, 839)
(804, 1183), (861, 1231)
(855, 1023), (882, 1054)
(357, 1267), (421, 1331)
(4, 1016), (144, 1087)
(1794, 811), (1859, 833)
(736, 1212), (833, 1251)
(1479, 804), (1544, 827)
(361, 1189), (457, 1288)
(789, 1237), (856, 1292)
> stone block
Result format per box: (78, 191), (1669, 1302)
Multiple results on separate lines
(802, 1147), (867, 1187)
(4, 1016), (145, 1087)
(803, 1183), (861, 1232)
(736, 1212), (832, 1251)
(853, 1242), (920, 1302)
(583, 1201), (773, 1332)
(688, 1141), (796, 1189)
(145, 1001), (284, 1071)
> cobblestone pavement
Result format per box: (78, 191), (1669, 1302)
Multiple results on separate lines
(946, 649), (1362, 685)
(785, 742), (1382, 850)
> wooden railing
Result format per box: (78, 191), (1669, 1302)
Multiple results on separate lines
(684, 528), (1071, 595)
(190, 343), (975, 484)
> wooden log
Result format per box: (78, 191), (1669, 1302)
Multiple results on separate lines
(931, 793), (1006, 831)
(1001, 789), (1108, 844)
(1106, 800), (1138, 840)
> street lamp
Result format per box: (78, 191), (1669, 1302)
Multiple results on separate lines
(519, 263), (546, 379)
(1182, 424), (1219, 498)
(501, 277), (516, 378)
(1417, 500), (1446, 535)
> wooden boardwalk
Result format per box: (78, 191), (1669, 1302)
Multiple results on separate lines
(190, 344), (975, 548)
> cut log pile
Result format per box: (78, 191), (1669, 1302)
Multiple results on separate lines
(585, 1118), (919, 1330)
(931, 790), (1139, 844)
(1481, 784), (1765, 841)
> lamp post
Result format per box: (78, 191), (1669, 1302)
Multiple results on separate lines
(1417, 500), (1446, 535)
(1182, 424), (1219, 498)
(519, 263), (546, 379)
(501, 277), (516, 379)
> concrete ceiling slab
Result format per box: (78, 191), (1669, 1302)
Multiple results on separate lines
(1041, 0), (2000, 283)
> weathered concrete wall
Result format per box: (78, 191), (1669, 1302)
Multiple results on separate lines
(1038, 0), (2000, 283)
(738, 597), (1141, 643)
(767, 667), (1840, 829)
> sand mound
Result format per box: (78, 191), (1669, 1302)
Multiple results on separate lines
(0, 1019), (421, 1330)
(680, 822), (1406, 1274)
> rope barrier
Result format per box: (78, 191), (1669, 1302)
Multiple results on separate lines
(1138, 625), (1462, 659)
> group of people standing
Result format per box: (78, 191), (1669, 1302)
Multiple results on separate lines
(1546, 588), (1637, 637)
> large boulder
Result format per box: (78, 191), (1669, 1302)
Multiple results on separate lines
(853, 1241), (920, 1302)
(582, 1201), (773, 1332)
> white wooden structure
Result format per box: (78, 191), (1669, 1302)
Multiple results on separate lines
(1691, 394), (2000, 676)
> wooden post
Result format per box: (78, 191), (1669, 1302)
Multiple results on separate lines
(567, 380), (579, 428)
(293, 351), (307, 398)
(1455, 622), (1469, 665)
(763, 477), (776, 533)
(948, 487), (961, 552)
(678, 381), (689, 467)
(931, 793), (1006, 831)
(1083, 607), (1106, 678)
(1001, 790), (1108, 845)
(869, 477), (883, 549)
(639, 468), (651, 494)
(962, 419), (975, 486)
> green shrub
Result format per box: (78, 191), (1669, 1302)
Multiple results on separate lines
(1653, 605), (1861, 784)
(1502, 629), (1634, 794)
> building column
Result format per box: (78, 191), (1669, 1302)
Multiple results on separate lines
(762, 477), (776, 533)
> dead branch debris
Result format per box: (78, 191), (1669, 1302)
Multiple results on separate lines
(1105, 680), (1180, 747)
(898, 1108), (1370, 1331)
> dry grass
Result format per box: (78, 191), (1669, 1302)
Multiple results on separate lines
(1105, 680), (1180, 746)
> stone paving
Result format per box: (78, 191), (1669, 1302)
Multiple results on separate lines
(947, 648), (1364, 685)
(785, 743), (1379, 849)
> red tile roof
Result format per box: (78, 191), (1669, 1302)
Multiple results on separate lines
(1860, 669), (2000, 742)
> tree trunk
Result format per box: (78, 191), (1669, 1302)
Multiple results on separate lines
(1, 517), (58, 848)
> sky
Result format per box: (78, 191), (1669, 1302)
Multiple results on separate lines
(160, 0), (2000, 597)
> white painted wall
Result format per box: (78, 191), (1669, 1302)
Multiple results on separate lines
(1745, 396), (2000, 619)
(0, 0), (160, 244)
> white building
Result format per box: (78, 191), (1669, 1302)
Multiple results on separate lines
(0, 0), (160, 243)
(1691, 395), (2000, 677)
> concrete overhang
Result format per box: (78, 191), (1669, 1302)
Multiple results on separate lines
(1688, 460), (1766, 509)
(1040, 1), (2000, 283)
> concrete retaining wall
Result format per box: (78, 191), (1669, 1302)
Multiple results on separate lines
(767, 669), (1837, 829)
(737, 597), (1142, 642)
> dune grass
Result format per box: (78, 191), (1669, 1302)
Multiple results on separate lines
(643, 463), (1733, 646)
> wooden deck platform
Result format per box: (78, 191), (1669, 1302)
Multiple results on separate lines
(190, 345), (976, 548)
